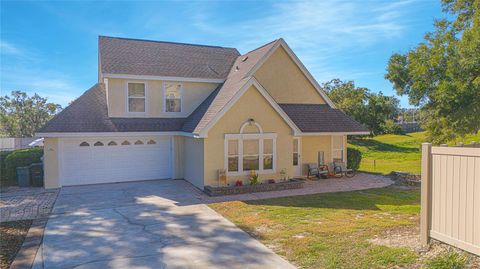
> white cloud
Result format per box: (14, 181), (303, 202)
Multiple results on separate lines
(192, 0), (412, 51)
(0, 41), (22, 55)
(1, 67), (83, 106)
(189, 0), (418, 82)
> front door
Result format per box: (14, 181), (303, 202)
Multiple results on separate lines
(293, 138), (301, 176)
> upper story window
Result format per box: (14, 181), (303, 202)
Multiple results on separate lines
(164, 83), (182, 113)
(128, 83), (146, 113)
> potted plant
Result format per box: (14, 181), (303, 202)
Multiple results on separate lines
(235, 180), (243, 187)
(280, 168), (287, 182)
(249, 170), (259, 185)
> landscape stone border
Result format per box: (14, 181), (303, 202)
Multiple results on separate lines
(390, 171), (421, 186)
(10, 218), (47, 269)
(204, 179), (304, 196)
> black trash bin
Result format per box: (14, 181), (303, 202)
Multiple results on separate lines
(16, 166), (30, 187)
(29, 163), (44, 187)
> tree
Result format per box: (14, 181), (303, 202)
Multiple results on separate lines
(385, 0), (480, 143)
(0, 91), (61, 137)
(322, 79), (368, 123)
(364, 92), (401, 135)
(322, 79), (401, 135)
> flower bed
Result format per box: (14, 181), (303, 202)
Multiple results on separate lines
(204, 179), (304, 196)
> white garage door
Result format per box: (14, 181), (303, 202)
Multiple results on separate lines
(60, 136), (172, 186)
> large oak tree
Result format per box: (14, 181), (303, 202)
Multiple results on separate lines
(0, 91), (61, 137)
(385, 0), (480, 143)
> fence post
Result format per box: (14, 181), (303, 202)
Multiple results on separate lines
(421, 143), (432, 246)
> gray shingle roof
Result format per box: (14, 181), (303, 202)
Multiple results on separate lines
(39, 38), (368, 135)
(279, 104), (369, 133)
(38, 84), (185, 133)
(99, 36), (240, 79)
(188, 39), (279, 134)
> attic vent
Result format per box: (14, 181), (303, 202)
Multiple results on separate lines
(241, 56), (248, 62)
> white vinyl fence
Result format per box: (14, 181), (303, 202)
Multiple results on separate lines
(0, 137), (37, 151)
(421, 143), (480, 255)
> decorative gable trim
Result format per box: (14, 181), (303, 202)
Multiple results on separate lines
(196, 77), (302, 138)
(245, 39), (336, 108)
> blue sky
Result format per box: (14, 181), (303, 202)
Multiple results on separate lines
(1, 0), (443, 108)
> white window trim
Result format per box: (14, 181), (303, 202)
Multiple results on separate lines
(224, 133), (277, 176)
(331, 135), (345, 162)
(125, 81), (148, 114)
(163, 82), (184, 113)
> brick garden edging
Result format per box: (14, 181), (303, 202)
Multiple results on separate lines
(204, 179), (304, 196)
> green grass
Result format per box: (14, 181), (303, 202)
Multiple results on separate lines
(348, 131), (480, 175)
(424, 250), (468, 269)
(210, 187), (421, 269)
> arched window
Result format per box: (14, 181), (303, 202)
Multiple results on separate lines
(147, 139), (156, 145)
(94, 141), (104, 146)
(108, 141), (117, 146)
(239, 120), (263, 134)
(134, 140), (144, 145)
(121, 140), (131, 145)
(225, 120), (276, 175)
(79, 142), (90, 147)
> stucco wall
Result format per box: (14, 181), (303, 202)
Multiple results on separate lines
(204, 85), (294, 187)
(172, 136), (184, 179)
(301, 135), (347, 174)
(43, 138), (60, 189)
(183, 136), (205, 189)
(301, 136), (332, 175)
(107, 78), (219, 117)
(254, 46), (326, 104)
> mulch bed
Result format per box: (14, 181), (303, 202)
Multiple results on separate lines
(0, 220), (32, 269)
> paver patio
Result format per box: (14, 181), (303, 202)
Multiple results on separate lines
(0, 187), (58, 222)
(193, 172), (394, 203)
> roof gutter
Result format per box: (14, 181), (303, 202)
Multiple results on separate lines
(298, 131), (370, 136)
(36, 131), (196, 138)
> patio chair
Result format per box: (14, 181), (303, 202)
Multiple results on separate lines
(307, 163), (328, 179)
(333, 162), (355, 178)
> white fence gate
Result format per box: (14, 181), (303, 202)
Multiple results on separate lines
(421, 143), (480, 255)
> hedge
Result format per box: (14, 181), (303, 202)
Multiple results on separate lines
(0, 150), (13, 182)
(3, 148), (43, 183)
(347, 147), (362, 171)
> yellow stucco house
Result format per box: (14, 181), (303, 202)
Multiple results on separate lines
(37, 36), (368, 189)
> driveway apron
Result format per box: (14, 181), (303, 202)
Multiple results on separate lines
(33, 180), (295, 269)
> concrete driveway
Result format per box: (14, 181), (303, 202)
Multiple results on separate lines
(33, 180), (295, 269)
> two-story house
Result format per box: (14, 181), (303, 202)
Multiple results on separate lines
(37, 36), (368, 189)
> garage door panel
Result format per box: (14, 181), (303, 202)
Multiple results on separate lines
(60, 136), (172, 186)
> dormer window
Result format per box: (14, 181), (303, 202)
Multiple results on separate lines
(164, 82), (182, 113)
(127, 82), (146, 113)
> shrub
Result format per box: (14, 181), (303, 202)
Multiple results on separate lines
(347, 148), (362, 170)
(4, 148), (43, 182)
(0, 150), (13, 182)
(424, 250), (468, 269)
(381, 119), (405, 135)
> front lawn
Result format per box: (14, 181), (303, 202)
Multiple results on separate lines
(348, 131), (480, 175)
(210, 187), (420, 269)
(0, 220), (32, 269)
